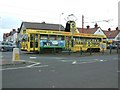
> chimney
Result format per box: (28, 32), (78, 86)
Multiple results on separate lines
(116, 27), (119, 30)
(12, 29), (16, 32)
(6, 33), (9, 37)
(94, 23), (98, 28)
(108, 28), (111, 31)
(17, 28), (20, 33)
(42, 21), (46, 24)
(86, 25), (90, 29)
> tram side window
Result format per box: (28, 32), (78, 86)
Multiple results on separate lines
(87, 38), (91, 42)
(82, 38), (86, 42)
(97, 38), (102, 42)
(58, 36), (61, 40)
(40, 34), (48, 40)
(61, 36), (64, 40)
(91, 38), (95, 42)
(35, 34), (38, 42)
(82, 38), (87, 45)
(58, 35), (64, 40)
(73, 36), (79, 41)
(65, 36), (71, 41)
(103, 38), (107, 43)
(22, 37), (26, 42)
(30, 34), (34, 41)
(30, 42), (33, 48)
(21, 34), (28, 42)
(49, 35), (56, 40)
(73, 36), (79, 44)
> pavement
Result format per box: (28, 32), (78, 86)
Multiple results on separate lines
(0, 59), (40, 66)
(0, 60), (26, 66)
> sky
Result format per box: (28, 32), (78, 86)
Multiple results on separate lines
(0, 0), (119, 41)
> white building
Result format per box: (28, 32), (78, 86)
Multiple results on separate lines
(4, 29), (18, 43)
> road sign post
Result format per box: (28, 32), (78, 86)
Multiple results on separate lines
(71, 21), (75, 47)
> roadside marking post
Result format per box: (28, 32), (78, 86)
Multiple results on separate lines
(12, 48), (20, 61)
(80, 47), (83, 55)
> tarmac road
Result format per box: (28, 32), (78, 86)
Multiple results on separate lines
(1, 51), (119, 88)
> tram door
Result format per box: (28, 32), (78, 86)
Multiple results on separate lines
(30, 34), (39, 52)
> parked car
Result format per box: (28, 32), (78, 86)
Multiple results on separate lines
(8, 42), (17, 48)
(0, 41), (15, 52)
(107, 44), (117, 49)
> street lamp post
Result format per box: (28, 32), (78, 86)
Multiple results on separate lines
(59, 13), (64, 31)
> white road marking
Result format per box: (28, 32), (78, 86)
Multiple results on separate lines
(50, 70), (55, 72)
(73, 59), (108, 64)
(52, 85), (55, 88)
(29, 57), (37, 59)
(38, 70), (41, 72)
(26, 62), (40, 67)
(94, 59), (99, 61)
(117, 71), (120, 73)
(113, 58), (118, 59)
(0, 65), (48, 71)
(72, 61), (77, 64)
(61, 59), (108, 65)
(61, 60), (77, 62)
(55, 58), (63, 60)
(33, 65), (48, 68)
(73, 61), (99, 65)
(80, 61), (97, 64)
(100, 60), (104, 62)
(0, 56), (3, 58)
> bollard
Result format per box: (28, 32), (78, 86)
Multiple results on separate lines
(80, 47), (82, 55)
(110, 46), (112, 54)
(12, 48), (20, 61)
(90, 47), (92, 55)
(117, 44), (119, 53)
(69, 48), (71, 55)
(53, 48), (56, 54)
(102, 48), (104, 54)
(117, 47), (118, 54)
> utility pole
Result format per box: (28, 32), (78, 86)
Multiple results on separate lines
(82, 15), (84, 33)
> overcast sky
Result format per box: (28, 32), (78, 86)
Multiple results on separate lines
(0, 0), (119, 41)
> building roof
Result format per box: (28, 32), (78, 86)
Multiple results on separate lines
(77, 27), (99, 34)
(19, 22), (65, 32)
(103, 29), (120, 38)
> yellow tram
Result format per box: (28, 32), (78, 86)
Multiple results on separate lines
(19, 21), (107, 53)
